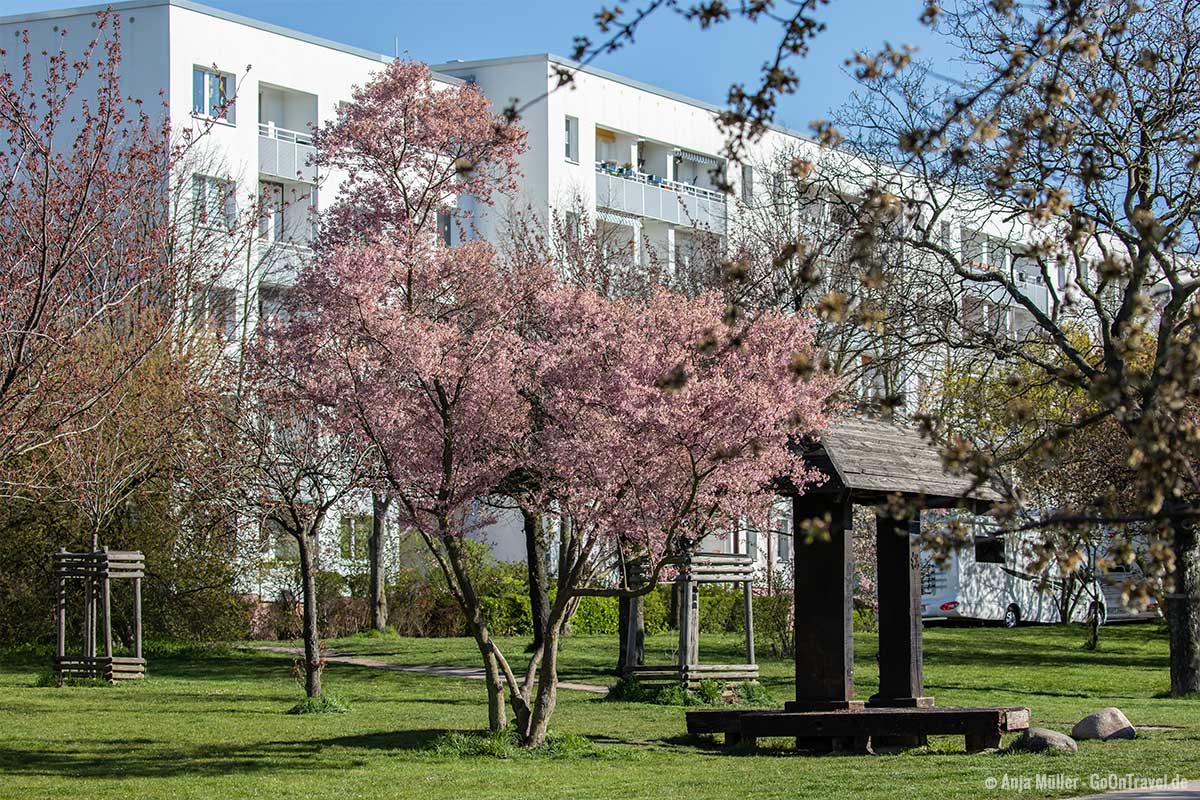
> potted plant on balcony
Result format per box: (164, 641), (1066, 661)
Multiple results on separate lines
(620, 162), (633, 175)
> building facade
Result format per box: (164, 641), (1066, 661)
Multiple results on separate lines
(1, 0), (1063, 590)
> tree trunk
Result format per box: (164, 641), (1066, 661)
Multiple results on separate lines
(479, 639), (508, 732)
(526, 606), (565, 747)
(297, 532), (323, 698)
(369, 492), (391, 633)
(523, 507), (549, 653)
(1168, 514), (1200, 696)
(444, 534), (510, 730)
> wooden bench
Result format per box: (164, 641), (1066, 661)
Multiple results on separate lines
(686, 706), (1030, 753)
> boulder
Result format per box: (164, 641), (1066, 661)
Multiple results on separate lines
(1016, 727), (1078, 754)
(1072, 708), (1136, 741)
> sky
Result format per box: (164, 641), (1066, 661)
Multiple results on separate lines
(0, 0), (956, 128)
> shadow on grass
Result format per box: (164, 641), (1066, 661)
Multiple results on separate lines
(0, 728), (467, 780)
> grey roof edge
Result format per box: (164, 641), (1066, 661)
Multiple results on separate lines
(0, 0), (464, 84)
(432, 53), (820, 151)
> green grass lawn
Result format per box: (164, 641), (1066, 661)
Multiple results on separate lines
(1, 624), (1197, 800)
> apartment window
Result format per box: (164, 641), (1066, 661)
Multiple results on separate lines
(741, 163), (754, 203)
(265, 518), (298, 561)
(196, 286), (237, 340)
(339, 514), (372, 561)
(564, 115), (579, 163)
(258, 284), (292, 326)
(258, 181), (284, 241)
(193, 174), (236, 230)
(437, 211), (453, 246)
(192, 66), (235, 123)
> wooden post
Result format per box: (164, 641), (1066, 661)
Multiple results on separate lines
(787, 492), (862, 711)
(742, 579), (755, 666)
(677, 571), (699, 681)
(55, 550), (66, 671)
(869, 513), (931, 708)
(102, 554), (113, 658)
(134, 576), (143, 661)
(83, 573), (93, 662)
(677, 574), (690, 681)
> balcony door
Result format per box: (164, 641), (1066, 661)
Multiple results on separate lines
(259, 181), (284, 242)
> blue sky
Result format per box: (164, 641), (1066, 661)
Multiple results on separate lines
(0, 0), (953, 128)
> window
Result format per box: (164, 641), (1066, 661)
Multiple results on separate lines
(258, 285), (292, 326)
(974, 535), (1005, 565)
(777, 530), (791, 561)
(258, 181), (284, 241)
(196, 286), (237, 340)
(340, 514), (372, 561)
(436, 211), (453, 246)
(741, 163), (754, 203)
(564, 115), (579, 162)
(264, 518), (298, 561)
(192, 66), (235, 122)
(193, 174), (236, 230)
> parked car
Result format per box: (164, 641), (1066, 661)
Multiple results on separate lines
(1096, 562), (1161, 623)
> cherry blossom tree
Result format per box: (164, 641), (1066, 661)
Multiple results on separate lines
(232, 332), (375, 700)
(528, 288), (836, 744)
(304, 59), (527, 637)
(286, 235), (540, 726)
(312, 58), (526, 249)
(289, 52), (836, 742)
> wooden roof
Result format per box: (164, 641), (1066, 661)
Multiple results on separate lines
(800, 417), (1002, 503)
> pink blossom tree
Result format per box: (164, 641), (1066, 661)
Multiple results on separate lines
(312, 58), (526, 249)
(289, 53), (836, 744)
(303, 59), (527, 638)
(285, 235), (542, 727)
(518, 287), (835, 745)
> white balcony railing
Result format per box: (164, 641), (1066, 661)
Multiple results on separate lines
(258, 123), (317, 183)
(595, 163), (727, 232)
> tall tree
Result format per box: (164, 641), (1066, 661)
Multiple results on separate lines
(0, 12), (241, 468)
(567, 0), (1200, 696)
(233, 335), (374, 699)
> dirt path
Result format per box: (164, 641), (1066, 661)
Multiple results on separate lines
(241, 645), (609, 694)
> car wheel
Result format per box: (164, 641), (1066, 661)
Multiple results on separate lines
(1003, 605), (1020, 628)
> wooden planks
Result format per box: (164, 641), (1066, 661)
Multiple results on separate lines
(815, 417), (1002, 502)
(53, 549), (146, 684)
(630, 663), (759, 687)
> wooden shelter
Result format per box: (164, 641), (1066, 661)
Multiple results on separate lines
(627, 551), (758, 687)
(54, 547), (146, 684)
(687, 418), (1030, 753)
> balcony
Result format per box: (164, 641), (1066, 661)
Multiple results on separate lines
(255, 239), (312, 285)
(258, 123), (316, 183)
(595, 163), (726, 232)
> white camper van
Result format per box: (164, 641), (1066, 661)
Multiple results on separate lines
(919, 514), (1097, 627)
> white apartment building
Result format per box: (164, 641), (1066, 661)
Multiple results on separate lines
(1, 0), (1063, 587)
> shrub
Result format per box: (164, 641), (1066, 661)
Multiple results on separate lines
(642, 587), (671, 635)
(733, 680), (773, 706)
(606, 675), (650, 702)
(430, 728), (597, 758)
(853, 608), (878, 632)
(570, 596), (620, 635)
(756, 592), (794, 657)
(654, 683), (693, 706)
(286, 694), (350, 714)
(695, 678), (724, 705)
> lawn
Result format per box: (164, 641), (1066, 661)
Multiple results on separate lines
(0, 624), (1197, 800)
